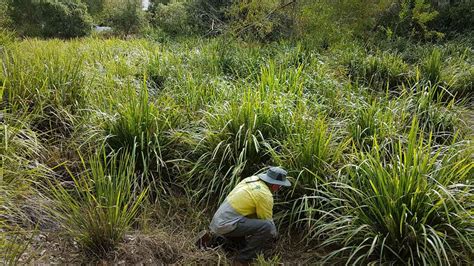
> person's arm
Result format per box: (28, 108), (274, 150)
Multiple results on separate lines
(255, 191), (273, 220)
(255, 193), (278, 238)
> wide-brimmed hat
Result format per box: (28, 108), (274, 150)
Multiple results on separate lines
(257, 167), (291, 187)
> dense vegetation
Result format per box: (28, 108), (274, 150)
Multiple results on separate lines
(1, 0), (473, 264)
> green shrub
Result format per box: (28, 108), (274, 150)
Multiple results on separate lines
(7, 0), (93, 38)
(226, 0), (294, 41)
(376, 0), (443, 41)
(432, 1), (474, 36)
(83, 0), (105, 19)
(296, 0), (392, 48)
(0, 28), (15, 48)
(149, 1), (193, 36)
(0, 0), (11, 28)
(106, 0), (147, 36)
(39, 0), (93, 39)
(187, 0), (232, 35)
(45, 149), (148, 255)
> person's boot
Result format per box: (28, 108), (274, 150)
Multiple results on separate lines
(195, 230), (213, 249)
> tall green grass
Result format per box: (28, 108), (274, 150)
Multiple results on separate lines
(0, 229), (35, 265)
(314, 120), (473, 264)
(273, 116), (346, 187)
(348, 99), (406, 151)
(348, 51), (411, 90)
(1, 35), (473, 264)
(1, 113), (44, 264)
(422, 48), (442, 84)
(44, 149), (148, 256)
(187, 89), (292, 204)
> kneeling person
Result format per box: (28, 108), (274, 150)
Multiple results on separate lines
(209, 167), (291, 262)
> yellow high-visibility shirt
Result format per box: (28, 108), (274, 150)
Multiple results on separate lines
(226, 176), (273, 220)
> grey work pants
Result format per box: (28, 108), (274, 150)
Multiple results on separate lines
(223, 217), (276, 261)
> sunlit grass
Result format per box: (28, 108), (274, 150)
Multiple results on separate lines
(314, 120), (473, 264)
(2, 35), (472, 263)
(43, 149), (148, 256)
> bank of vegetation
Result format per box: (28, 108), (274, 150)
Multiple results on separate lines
(1, 0), (473, 264)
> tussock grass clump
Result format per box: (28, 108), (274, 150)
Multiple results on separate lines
(404, 84), (467, 143)
(103, 87), (182, 183)
(44, 150), (148, 256)
(421, 48), (442, 84)
(274, 117), (346, 187)
(1, 116), (45, 264)
(348, 100), (405, 151)
(442, 50), (474, 97)
(348, 51), (411, 90)
(187, 89), (292, 204)
(2, 43), (86, 113)
(2, 42), (86, 139)
(272, 116), (348, 232)
(259, 61), (305, 96)
(217, 41), (265, 79)
(315, 121), (473, 264)
(1, 115), (45, 185)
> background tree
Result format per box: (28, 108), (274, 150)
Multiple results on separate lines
(188, 0), (233, 35)
(148, 0), (193, 36)
(6, 0), (93, 38)
(0, 0), (11, 28)
(39, 0), (93, 38)
(227, 0), (296, 41)
(106, 0), (147, 36)
(294, 0), (392, 48)
(83, 0), (106, 23)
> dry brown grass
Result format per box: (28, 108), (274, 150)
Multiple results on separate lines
(115, 230), (227, 264)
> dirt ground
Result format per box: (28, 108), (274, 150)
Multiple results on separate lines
(19, 225), (326, 264)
